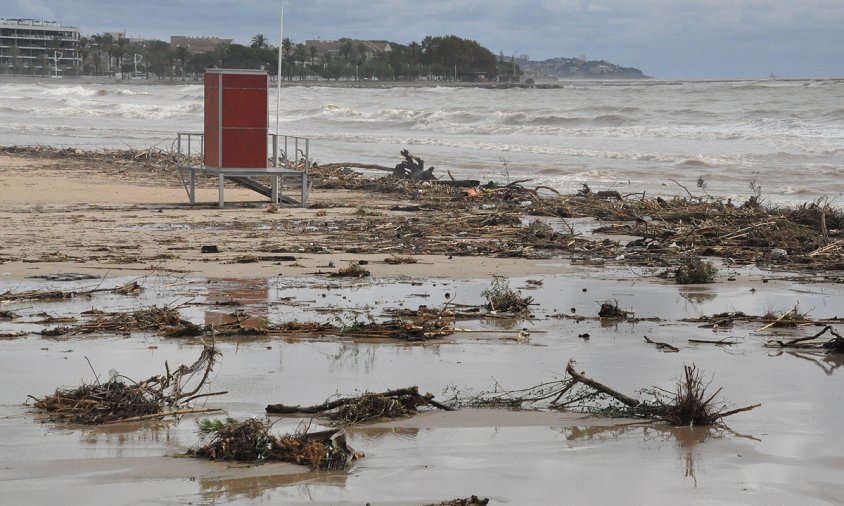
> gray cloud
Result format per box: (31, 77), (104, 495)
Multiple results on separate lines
(4, 0), (843, 78)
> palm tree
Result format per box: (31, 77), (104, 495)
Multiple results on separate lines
(101, 34), (115, 74)
(295, 43), (306, 67)
(251, 34), (269, 49)
(78, 36), (91, 74)
(116, 37), (130, 75)
(175, 46), (189, 80)
(339, 40), (352, 61)
(92, 33), (115, 75)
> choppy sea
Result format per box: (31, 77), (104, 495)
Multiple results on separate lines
(1, 78), (842, 204)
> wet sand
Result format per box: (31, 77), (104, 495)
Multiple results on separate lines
(2, 152), (844, 505)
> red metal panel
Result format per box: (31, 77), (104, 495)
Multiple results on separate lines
(221, 129), (268, 168)
(221, 88), (268, 129)
(203, 72), (220, 167)
(204, 70), (268, 169)
(221, 73), (268, 89)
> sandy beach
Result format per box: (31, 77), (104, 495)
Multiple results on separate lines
(2, 147), (844, 505)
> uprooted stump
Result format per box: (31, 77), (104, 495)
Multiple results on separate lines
(29, 344), (224, 424)
(565, 358), (760, 426)
(598, 300), (629, 319)
(674, 256), (718, 284)
(266, 386), (454, 425)
(482, 276), (534, 314)
(189, 418), (361, 470)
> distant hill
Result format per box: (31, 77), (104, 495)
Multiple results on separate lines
(524, 57), (650, 80)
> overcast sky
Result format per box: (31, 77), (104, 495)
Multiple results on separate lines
(7, 0), (844, 79)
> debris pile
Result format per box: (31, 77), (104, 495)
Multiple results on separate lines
(190, 418), (360, 470)
(30, 344), (223, 424)
(598, 300), (629, 319)
(674, 256), (718, 284)
(425, 497), (490, 506)
(38, 305), (201, 338)
(481, 276), (534, 314)
(564, 359), (760, 425)
(266, 386), (454, 424)
(0, 281), (142, 304)
(330, 262), (371, 278)
(335, 316), (454, 341)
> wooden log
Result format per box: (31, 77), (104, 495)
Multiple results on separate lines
(266, 386), (454, 414)
(644, 336), (680, 352)
(565, 358), (640, 408)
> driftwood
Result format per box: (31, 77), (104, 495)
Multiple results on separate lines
(688, 338), (739, 346)
(565, 358), (760, 425)
(0, 281), (142, 303)
(644, 336), (680, 353)
(393, 149), (433, 180)
(30, 344), (224, 424)
(766, 325), (844, 352)
(266, 386), (454, 425)
(565, 359), (640, 408)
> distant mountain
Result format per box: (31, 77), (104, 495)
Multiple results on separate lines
(524, 57), (650, 79)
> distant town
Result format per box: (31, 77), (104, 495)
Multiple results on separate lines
(0, 17), (648, 82)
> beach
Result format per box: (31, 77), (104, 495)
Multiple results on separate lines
(2, 145), (844, 505)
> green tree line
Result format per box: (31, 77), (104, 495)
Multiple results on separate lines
(69, 33), (520, 81)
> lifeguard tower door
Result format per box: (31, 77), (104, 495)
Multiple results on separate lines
(204, 69), (268, 170)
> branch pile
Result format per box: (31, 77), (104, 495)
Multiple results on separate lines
(266, 386), (454, 425)
(29, 344), (223, 424)
(1, 281), (142, 304)
(189, 418), (361, 470)
(39, 305), (201, 338)
(565, 359), (760, 425)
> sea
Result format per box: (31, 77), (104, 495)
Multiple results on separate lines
(1, 78), (843, 205)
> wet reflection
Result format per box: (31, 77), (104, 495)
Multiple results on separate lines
(204, 278), (269, 326)
(327, 343), (378, 373)
(346, 426), (421, 443)
(199, 470), (347, 503)
(78, 421), (181, 450)
(679, 288), (718, 305)
(562, 423), (728, 486)
(779, 350), (844, 375)
(481, 317), (520, 331)
(599, 319), (621, 330)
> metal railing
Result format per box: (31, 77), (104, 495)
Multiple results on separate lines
(176, 132), (311, 172)
(270, 134), (311, 172)
(175, 132), (312, 207)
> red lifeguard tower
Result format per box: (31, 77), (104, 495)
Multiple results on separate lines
(176, 69), (310, 208)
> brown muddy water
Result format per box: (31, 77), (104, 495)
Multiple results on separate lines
(2, 267), (844, 505)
